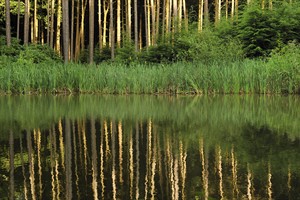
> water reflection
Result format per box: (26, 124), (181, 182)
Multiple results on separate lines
(0, 95), (300, 199)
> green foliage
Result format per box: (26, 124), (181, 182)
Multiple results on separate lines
(16, 44), (62, 65)
(139, 28), (244, 64)
(237, 2), (300, 58)
(238, 6), (280, 57)
(0, 48), (298, 95)
(0, 36), (62, 65)
(115, 40), (136, 64)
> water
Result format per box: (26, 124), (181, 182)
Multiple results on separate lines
(0, 95), (299, 200)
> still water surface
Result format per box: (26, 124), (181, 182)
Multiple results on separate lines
(0, 95), (299, 200)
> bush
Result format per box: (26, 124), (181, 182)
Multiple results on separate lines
(17, 44), (62, 64)
(138, 28), (244, 64)
(237, 2), (300, 58)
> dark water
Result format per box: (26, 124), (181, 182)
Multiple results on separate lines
(0, 95), (300, 200)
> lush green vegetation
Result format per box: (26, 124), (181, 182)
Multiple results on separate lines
(1, 2), (300, 95)
(0, 47), (299, 94)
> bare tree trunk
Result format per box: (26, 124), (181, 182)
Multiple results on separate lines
(150, 0), (155, 45)
(146, 0), (151, 46)
(214, 0), (221, 24)
(99, 0), (103, 50)
(89, 0), (94, 64)
(144, 0), (149, 47)
(117, 0), (121, 47)
(80, 0), (88, 52)
(71, 0), (74, 60)
(134, 0), (138, 52)
(103, 0), (109, 47)
(110, 0), (115, 60)
(204, 0), (209, 25)
(172, 0), (177, 33)
(231, 0), (235, 19)
(46, 0), (50, 44)
(183, 0), (188, 31)
(17, 0), (20, 41)
(56, 0), (62, 54)
(198, 0), (204, 32)
(24, 0), (30, 45)
(33, 0), (38, 43)
(235, 0), (238, 19)
(50, 0), (55, 48)
(156, 0), (160, 38)
(226, 0), (228, 20)
(75, 0), (80, 60)
(162, 0), (166, 39)
(127, 0), (132, 40)
(5, 0), (11, 46)
(178, 0), (182, 30)
(62, 0), (70, 63)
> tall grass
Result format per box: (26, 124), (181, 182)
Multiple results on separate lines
(0, 55), (299, 94)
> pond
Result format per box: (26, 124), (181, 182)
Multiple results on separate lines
(0, 95), (300, 199)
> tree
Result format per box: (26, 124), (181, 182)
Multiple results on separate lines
(117, 0), (121, 47)
(24, 0), (30, 45)
(134, 0), (138, 52)
(5, 0), (11, 46)
(89, 0), (94, 64)
(62, 0), (70, 63)
(110, 0), (115, 60)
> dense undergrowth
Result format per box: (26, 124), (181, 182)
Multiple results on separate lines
(0, 2), (300, 94)
(0, 47), (299, 94)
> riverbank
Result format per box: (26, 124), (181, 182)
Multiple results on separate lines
(0, 56), (299, 95)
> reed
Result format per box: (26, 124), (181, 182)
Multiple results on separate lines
(0, 56), (299, 94)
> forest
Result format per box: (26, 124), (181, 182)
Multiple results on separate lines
(0, 0), (300, 94)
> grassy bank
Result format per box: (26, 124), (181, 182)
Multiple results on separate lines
(0, 56), (299, 94)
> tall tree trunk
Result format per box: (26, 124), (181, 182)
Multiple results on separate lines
(214, 0), (221, 24)
(146, 0), (151, 46)
(162, 0), (166, 39)
(178, 0), (182, 30)
(204, 0), (209, 25)
(33, 0), (38, 43)
(62, 0), (70, 63)
(183, 0), (188, 31)
(150, 0), (155, 45)
(56, 0), (62, 54)
(110, 0), (115, 60)
(98, 0), (103, 50)
(198, 0), (204, 32)
(103, 0), (109, 47)
(145, 0), (149, 47)
(24, 0), (30, 45)
(235, 0), (238, 19)
(134, 0), (138, 52)
(50, 0), (55, 48)
(71, 0), (74, 61)
(117, 0), (121, 47)
(89, 0), (94, 64)
(127, 0), (132, 40)
(17, 0), (20, 41)
(225, 0), (228, 20)
(80, 0), (87, 52)
(75, 0), (80, 60)
(231, 0), (235, 19)
(156, 0), (160, 38)
(5, 0), (11, 46)
(46, 0), (50, 44)
(172, 0), (177, 33)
